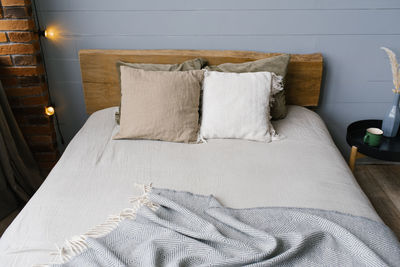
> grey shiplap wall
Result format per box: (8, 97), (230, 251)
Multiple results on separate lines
(35, 0), (400, 157)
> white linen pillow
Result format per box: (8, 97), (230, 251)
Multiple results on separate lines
(199, 71), (282, 142)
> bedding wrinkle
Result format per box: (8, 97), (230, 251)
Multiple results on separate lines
(93, 114), (117, 166)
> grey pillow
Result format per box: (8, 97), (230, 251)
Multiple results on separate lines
(205, 54), (290, 120)
(115, 58), (207, 124)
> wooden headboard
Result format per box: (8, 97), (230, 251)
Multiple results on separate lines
(79, 49), (323, 114)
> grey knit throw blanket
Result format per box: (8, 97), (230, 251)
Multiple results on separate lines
(45, 186), (400, 267)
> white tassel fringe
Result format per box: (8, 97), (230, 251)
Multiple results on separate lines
(33, 183), (156, 267)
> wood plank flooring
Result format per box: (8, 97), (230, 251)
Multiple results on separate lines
(354, 164), (400, 239)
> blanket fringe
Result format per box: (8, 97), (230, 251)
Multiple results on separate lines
(33, 183), (156, 267)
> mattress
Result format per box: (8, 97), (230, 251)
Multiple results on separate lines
(0, 105), (379, 266)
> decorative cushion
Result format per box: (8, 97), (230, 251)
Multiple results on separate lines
(199, 71), (282, 142)
(115, 58), (206, 124)
(205, 54), (290, 120)
(113, 68), (204, 143)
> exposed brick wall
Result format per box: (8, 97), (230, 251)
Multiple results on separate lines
(0, 0), (58, 176)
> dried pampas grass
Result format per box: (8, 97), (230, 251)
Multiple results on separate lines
(381, 47), (400, 93)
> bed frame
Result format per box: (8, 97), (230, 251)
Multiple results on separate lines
(79, 50), (323, 114)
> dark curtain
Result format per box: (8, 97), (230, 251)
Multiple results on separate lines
(0, 82), (43, 220)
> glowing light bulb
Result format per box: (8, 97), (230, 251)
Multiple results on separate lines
(44, 29), (55, 39)
(45, 106), (55, 116)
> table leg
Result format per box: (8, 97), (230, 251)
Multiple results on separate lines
(349, 146), (358, 172)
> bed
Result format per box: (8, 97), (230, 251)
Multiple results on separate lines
(0, 50), (398, 266)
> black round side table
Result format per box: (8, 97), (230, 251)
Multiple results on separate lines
(346, 120), (400, 171)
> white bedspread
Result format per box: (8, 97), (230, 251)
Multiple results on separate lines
(0, 106), (379, 266)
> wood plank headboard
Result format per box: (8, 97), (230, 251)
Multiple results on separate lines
(79, 49), (323, 114)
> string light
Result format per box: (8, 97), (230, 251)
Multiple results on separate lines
(38, 28), (57, 39)
(32, 0), (65, 145)
(44, 29), (55, 39)
(45, 106), (55, 116)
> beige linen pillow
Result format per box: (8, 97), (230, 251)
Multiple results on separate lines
(115, 58), (206, 124)
(113, 68), (204, 143)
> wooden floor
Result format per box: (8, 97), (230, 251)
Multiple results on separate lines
(354, 164), (400, 239)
